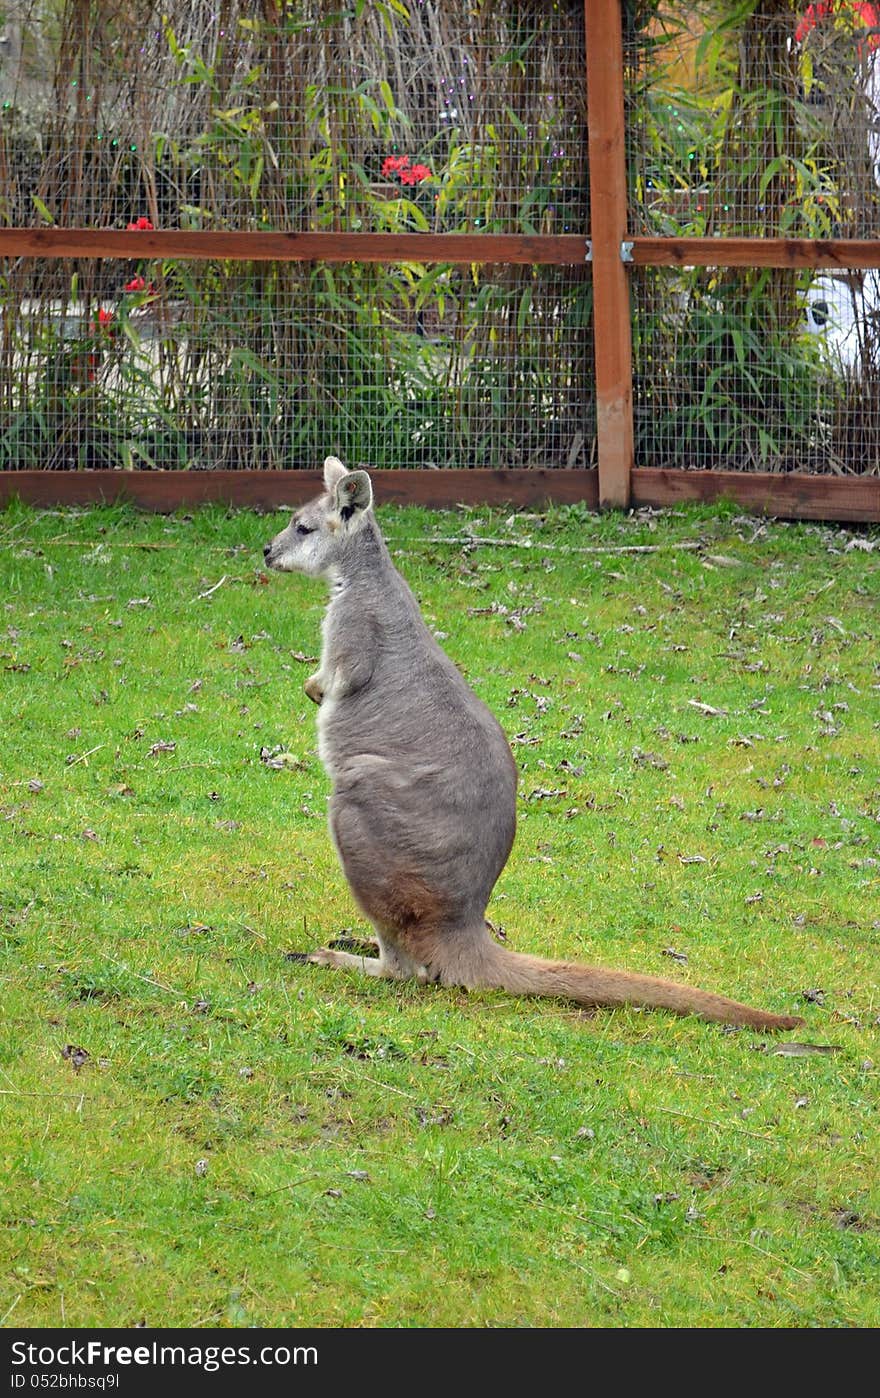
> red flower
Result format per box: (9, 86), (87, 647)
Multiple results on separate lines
(400, 162), (432, 186)
(126, 216), (154, 231)
(795, 2), (880, 52)
(124, 274), (146, 292)
(79, 307), (115, 377)
(383, 154), (433, 186)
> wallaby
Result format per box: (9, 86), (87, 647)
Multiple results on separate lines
(263, 456), (803, 1031)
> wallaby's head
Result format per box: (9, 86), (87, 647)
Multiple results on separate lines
(263, 456), (374, 577)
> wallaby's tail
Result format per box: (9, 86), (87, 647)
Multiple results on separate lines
(475, 942), (802, 1030)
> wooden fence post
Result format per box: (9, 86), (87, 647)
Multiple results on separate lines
(585, 0), (634, 510)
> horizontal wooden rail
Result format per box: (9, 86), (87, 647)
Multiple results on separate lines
(631, 468), (880, 523)
(6, 229), (880, 270)
(0, 469), (600, 513)
(0, 229), (589, 265)
(631, 236), (880, 269)
(1, 468), (878, 521)
(5, 228), (880, 273)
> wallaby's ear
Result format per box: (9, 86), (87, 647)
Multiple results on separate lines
(323, 455), (348, 491)
(334, 470), (373, 525)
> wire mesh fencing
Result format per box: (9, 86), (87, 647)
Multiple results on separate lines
(1, 0), (588, 236)
(5, 1), (880, 488)
(0, 0), (593, 472)
(627, 3), (880, 476)
(1, 256), (593, 471)
(631, 262), (880, 474)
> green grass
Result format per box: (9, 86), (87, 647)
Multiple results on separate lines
(0, 496), (878, 1329)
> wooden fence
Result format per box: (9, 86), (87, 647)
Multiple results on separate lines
(1, 0), (879, 524)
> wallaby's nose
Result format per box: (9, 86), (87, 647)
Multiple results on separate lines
(262, 542), (272, 558)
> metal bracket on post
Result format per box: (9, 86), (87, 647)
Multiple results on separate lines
(620, 240), (634, 263)
(585, 239), (593, 262)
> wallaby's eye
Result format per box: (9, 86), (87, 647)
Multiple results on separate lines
(295, 522), (314, 537)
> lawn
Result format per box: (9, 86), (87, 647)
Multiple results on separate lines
(0, 494), (878, 1329)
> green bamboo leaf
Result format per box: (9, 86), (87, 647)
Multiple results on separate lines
(758, 427), (778, 461)
(31, 196), (55, 226)
(517, 287), (533, 335)
(248, 154), (264, 199)
(758, 157), (785, 199)
(505, 108), (528, 140)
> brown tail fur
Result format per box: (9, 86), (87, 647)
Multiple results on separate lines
(463, 939), (803, 1030)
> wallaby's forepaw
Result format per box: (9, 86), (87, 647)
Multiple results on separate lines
(328, 933), (380, 953)
(308, 946), (351, 970)
(308, 945), (385, 978)
(304, 674), (324, 705)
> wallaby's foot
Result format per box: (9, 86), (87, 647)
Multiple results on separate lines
(304, 673), (324, 705)
(761, 1013), (804, 1032)
(308, 946), (387, 977)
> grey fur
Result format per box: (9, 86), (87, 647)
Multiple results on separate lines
(262, 457), (802, 1031)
